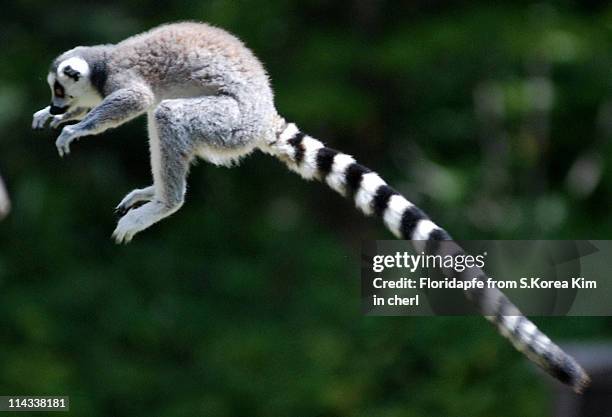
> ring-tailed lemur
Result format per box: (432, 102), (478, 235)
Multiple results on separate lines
(32, 22), (589, 392)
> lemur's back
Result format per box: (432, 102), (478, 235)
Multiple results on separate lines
(110, 22), (273, 102)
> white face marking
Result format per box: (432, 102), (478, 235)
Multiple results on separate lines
(57, 57), (91, 81)
(47, 56), (102, 110)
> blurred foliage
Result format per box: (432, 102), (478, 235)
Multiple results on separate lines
(0, 1), (611, 416)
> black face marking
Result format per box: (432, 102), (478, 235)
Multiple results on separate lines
(63, 65), (80, 81)
(90, 60), (107, 96)
(53, 81), (65, 98)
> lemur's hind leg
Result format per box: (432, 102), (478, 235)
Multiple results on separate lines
(112, 102), (194, 243)
(112, 96), (249, 243)
(114, 111), (166, 216)
(113, 111), (160, 216)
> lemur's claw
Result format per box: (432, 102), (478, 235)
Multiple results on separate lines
(114, 201), (143, 218)
(114, 206), (128, 218)
(115, 187), (154, 218)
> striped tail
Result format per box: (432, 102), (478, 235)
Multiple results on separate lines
(263, 122), (590, 393)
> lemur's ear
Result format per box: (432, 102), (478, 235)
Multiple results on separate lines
(63, 65), (81, 82)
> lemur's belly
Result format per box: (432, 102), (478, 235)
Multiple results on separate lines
(195, 141), (259, 167)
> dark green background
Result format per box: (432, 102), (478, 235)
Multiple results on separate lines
(0, 1), (611, 416)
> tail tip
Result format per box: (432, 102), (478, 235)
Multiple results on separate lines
(547, 353), (590, 394)
(571, 371), (591, 394)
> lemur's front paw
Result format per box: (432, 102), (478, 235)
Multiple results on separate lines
(115, 186), (155, 217)
(32, 107), (52, 129)
(55, 125), (78, 157)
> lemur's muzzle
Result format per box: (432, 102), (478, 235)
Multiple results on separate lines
(49, 105), (69, 115)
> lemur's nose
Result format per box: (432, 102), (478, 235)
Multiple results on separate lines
(49, 105), (69, 115)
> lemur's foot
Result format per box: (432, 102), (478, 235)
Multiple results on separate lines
(115, 186), (155, 217)
(112, 200), (177, 244)
(112, 210), (147, 244)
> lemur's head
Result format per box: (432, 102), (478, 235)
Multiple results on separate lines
(48, 49), (105, 114)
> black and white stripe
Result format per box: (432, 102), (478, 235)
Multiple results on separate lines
(269, 122), (590, 393)
(275, 123), (452, 241)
